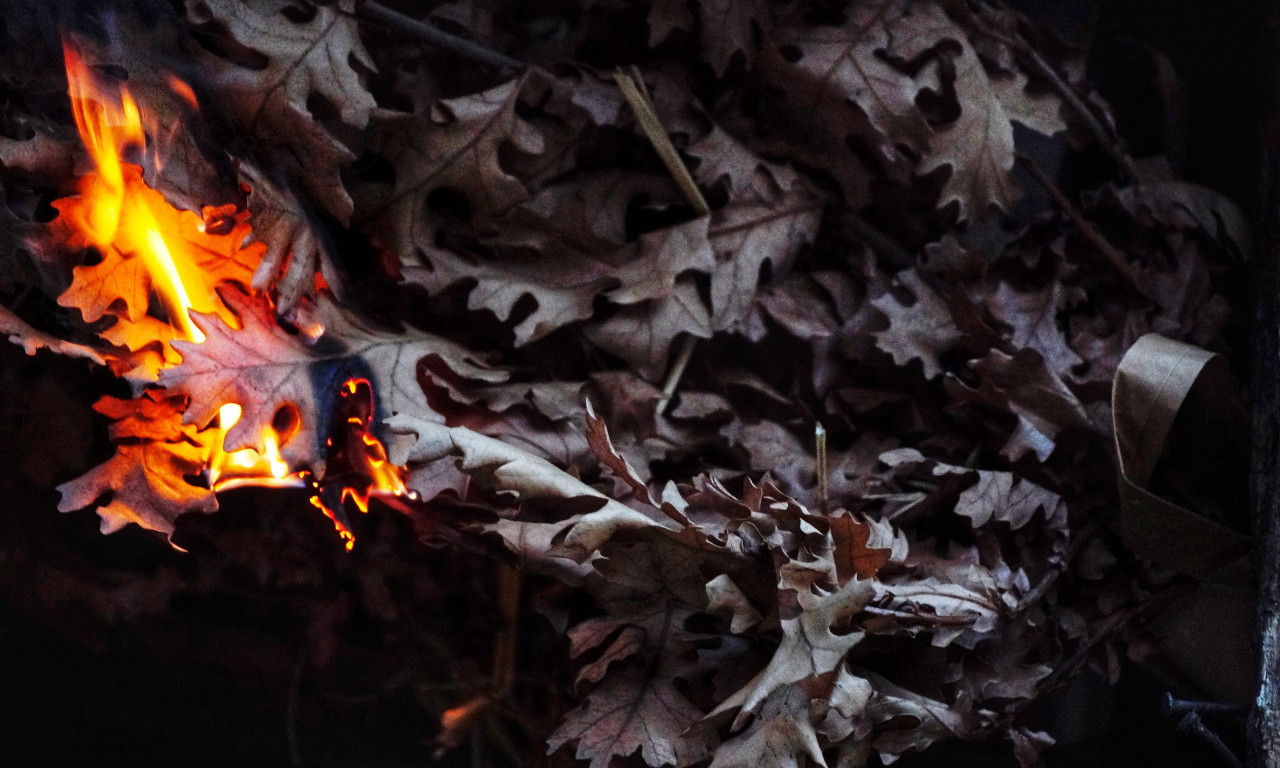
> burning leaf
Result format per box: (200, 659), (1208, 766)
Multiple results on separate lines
(160, 287), (505, 470)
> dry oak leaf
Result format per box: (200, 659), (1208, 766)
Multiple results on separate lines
(860, 670), (978, 759)
(709, 683), (827, 768)
(185, 0), (377, 221)
(711, 576), (873, 726)
(0, 302), (109, 367)
(242, 164), (342, 315)
(956, 469), (1066, 532)
(650, 0), (769, 76)
(765, 0), (926, 154)
(385, 414), (668, 565)
(159, 287), (505, 472)
(871, 270), (962, 379)
(95, 391), (192, 442)
(0, 129), (75, 180)
(57, 434), (217, 535)
(359, 75), (544, 266)
(985, 280), (1083, 378)
(706, 160), (822, 332)
(945, 348), (1093, 461)
(555, 534), (753, 768)
(829, 512), (897, 583)
(585, 276), (713, 380)
(548, 665), (712, 768)
(889, 2), (1063, 218)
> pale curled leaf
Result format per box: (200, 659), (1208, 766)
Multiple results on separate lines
(709, 683), (827, 768)
(385, 414), (670, 561)
(711, 577), (873, 725)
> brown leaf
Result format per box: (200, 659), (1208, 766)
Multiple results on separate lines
(766, 1), (927, 156)
(242, 164), (340, 315)
(871, 270), (962, 379)
(985, 280), (1084, 377)
(186, 0), (377, 220)
(956, 470), (1066, 531)
(862, 671), (978, 759)
(548, 666), (712, 768)
(359, 75), (544, 265)
(712, 576), (873, 725)
(888, 2), (1045, 217)
(585, 398), (652, 504)
(829, 513), (893, 582)
(946, 348), (1093, 461)
(709, 683), (826, 768)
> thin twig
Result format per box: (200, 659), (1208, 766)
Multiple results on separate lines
(612, 68), (710, 217)
(491, 563), (523, 697)
(1038, 606), (1137, 692)
(1178, 711), (1245, 768)
(1016, 152), (1145, 293)
(612, 67), (711, 415)
(287, 645), (306, 767)
(655, 335), (697, 415)
(815, 423), (829, 514)
(861, 605), (979, 627)
(355, 1), (525, 71)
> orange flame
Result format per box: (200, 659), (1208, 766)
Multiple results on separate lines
(207, 403), (301, 491)
(59, 47), (410, 552)
(61, 45), (237, 342)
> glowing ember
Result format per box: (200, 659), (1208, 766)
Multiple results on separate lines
(310, 378), (410, 548)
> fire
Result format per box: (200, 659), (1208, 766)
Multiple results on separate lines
(207, 403), (299, 490)
(309, 378), (410, 549)
(60, 45), (238, 342)
(57, 45), (410, 551)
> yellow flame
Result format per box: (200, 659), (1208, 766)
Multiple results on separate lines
(208, 403), (293, 488)
(62, 45), (223, 342)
